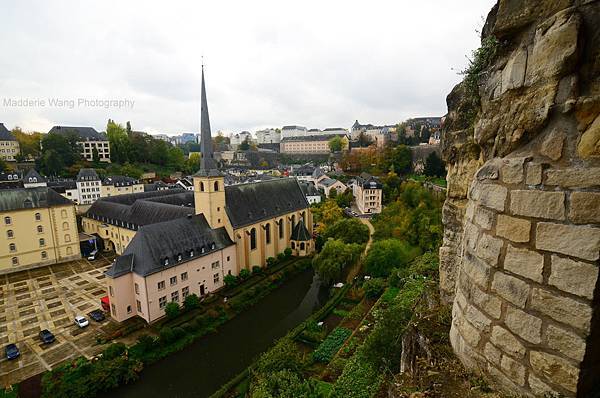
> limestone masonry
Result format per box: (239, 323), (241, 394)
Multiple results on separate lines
(439, 0), (600, 396)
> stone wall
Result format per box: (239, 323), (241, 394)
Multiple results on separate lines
(439, 0), (600, 396)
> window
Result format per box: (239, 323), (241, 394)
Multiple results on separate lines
(250, 228), (257, 250)
(170, 276), (177, 286)
(211, 261), (220, 269)
(136, 300), (142, 312)
(39, 238), (45, 247)
(265, 223), (271, 244)
(62, 222), (69, 231)
(158, 281), (165, 290)
(127, 305), (132, 314)
(34, 212), (41, 221)
(164, 258), (169, 266)
(66, 247), (73, 255)
(171, 291), (179, 302)
(300, 242), (305, 250)
(109, 286), (114, 296)
(41, 251), (48, 259)
(9, 243), (16, 252)
(7, 230), (13, 238)
(200, 181), (205, 191)
(12, 257), (18, 266)
(227, 256), (230, 262)
(65, 234), (71, 242)
(177, 253), (182, 261)
(61, 209), (67, 218)
(159, 296), (167, 309)
(291, 242), (296, 249)
(279, 219), (284, 239)
(213, 273), (220, 284)
(134, 283), (139, 294)
(37, 225), (43, 233)
(181, 272), (188, 281)
(4, 216), (11, 225)
(182, 286), (189, 298)
(214, 181), (219, 191)
(111, 304), (116, 316)
(291, 215), (296, 229)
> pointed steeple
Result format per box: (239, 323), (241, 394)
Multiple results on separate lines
(196, 64), (219, 176)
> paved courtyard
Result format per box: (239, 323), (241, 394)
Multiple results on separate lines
(0, 253), (118, 388)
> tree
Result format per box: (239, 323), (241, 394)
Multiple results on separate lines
(185, 152), (201, 174)
(323, 218), (370, 245)
(312, 199), (343, 233)
(383, 144), (412, 175)
(40, 132), (81, 175)
(334, 189), (353, 208)
(312, 239), (362, 284)
(364, 239), (420, 277)
(424, 151), (445, 178)
(184, 294), (200, 310)
(328, 187), (337, 199)
(0, 158), (7, 172)
(164, 302), (180, 319)
(92, 147), (100, 164)
(328, 136), (343, 152)
(357, 132), (372, 147)
(12, 127), (42, 159)
(166, 146), (185, 170)
(239, 136), (251, 151)
(106, 119), (130, 163)
(363, 278), (385, 298)
(224, 274), (238, 287)
(239, 268), (251, 280)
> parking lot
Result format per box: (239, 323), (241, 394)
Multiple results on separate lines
(0, 253), (118, 387)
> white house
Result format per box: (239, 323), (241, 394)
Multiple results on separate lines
(256, 129), (280, 144)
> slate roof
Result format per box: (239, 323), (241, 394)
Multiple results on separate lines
(0, 187), (72, 212)
(292, 164), (315, 176)
(299, 181), (320, 197)
(23, 169), (46, 183)
(318, 177), (340, 188)
(47, 179), (77, 193)
(291, 218), (311, 241)
(0, 171), (23, 182)
(102, 175), (139, 187)
(98, 188), (187, 205)
(224, 178), (308, 229)
(0, 124), (16, 141)
(106, 214), (234, 278)
(49, 126), (107, 141)
(356, 173), (382, 189)
(77, 168), (100, 182)
(281, 134), (346, 142)
(282, 125), (306, 130)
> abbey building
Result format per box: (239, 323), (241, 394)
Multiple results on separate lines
(93, 68), (314, 322)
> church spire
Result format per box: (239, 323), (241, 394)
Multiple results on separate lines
(197, 64), (219, 175)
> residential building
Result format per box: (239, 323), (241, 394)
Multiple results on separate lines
(176, 177), (194, 191)
(230, 131), (253, 149)
(352, 173), (382, 214)
(255, 129), (280, 144)
(350, 120), (396, 145)
(101, 175), (144, 197)
(299, 181), (322, 205)
(0, 187), (81, 271)
(22, 169), (47, 188)
(317, 177), (347, 198)
(76, 168), (101, 205)
(103, 67), (314, 322)
(0, 171), (24, 190)
(281, 125), (307, 139)
(47, 178), (78, 202)
(280, 134), (349, 154)
(0, 123), (20, 162)
(48, 126), (111, 163)
(321, 127), (348, 136)
(291, 164), (315, 181)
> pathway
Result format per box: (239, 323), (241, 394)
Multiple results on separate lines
(346, 217), (374, 283)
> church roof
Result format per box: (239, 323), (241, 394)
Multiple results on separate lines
(0, 187), (72, 212)
(0, 124), (16, 141)
(106, 214), (234, 278)
(291, 218), (311, 241)
(195, 65), (220, 176)
(224, 178), (308, 229)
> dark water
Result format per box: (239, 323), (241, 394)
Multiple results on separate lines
(107, 269), (328, 398)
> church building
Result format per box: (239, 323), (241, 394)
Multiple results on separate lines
(99, 67), (314, 322)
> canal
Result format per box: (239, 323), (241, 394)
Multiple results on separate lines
(106, 268), (329, 398)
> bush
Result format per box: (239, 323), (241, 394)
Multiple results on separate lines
(102, 343), (127, 360)
(363, 278), (385, 299)
(135, 334), (156, 352)
(276, 252), (286, 262)
(323, 218), (370, 245)
(239, 268), (251, 280)
(284, 247), (292, 259)
(252, 265), (263, 275)
(224, 274), (238, 287)
(329, 355), (382, 398)
(364, 239), (420, 277)
(184, 294), (200, 310)
(159, 327), (175, 344)
(254, 338), (304, 375)
(266, 257), (277, 268)
(164, 302), (180, 319)
(312, 327), (352, 363)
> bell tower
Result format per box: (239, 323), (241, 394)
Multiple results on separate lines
(193, 64), (226, 229)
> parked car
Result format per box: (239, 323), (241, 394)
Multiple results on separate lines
(87, 250), (98, 261)
(5, 344), (20, 360)
(89, 309), (105, 322)
(39, 329), (55, 344)
(74, 315), (89, 328)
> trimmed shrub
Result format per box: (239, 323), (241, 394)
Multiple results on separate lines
(252, 265), (263, 275)
(266, 257), (277, 268)
(284, 247), (292, 259)
(164, 302), (180, 319)
(102, 343), (127, 360)
(159, 327), (175, 344)
(224, 274), (238, 287)
(276, 252), (286, 262)
(239, 268), (251, 280)
(183, 293), (200, 310)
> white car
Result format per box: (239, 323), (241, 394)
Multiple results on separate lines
(74, 315), (89, 328)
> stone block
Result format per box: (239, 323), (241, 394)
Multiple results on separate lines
(456, 311), (482, 348)
(501, 47), (527, 94)
(474, 233), (503, 266)
(577, 113), (600, 159)
(536, 222), (600, 261)
(546, 324), (586, 362)
(473, 206), (495, 230)
(484, 343), (502, 366)
(530, 351), (579, 393)
(501, 157), (528, 184)
(569, 191), (600, 224)
(540, 128), (566, 161)
(504, 305), (542, 344)
(468, 283), (503, 319)
(496, 215), (531, 243)
(471, 182), (508, 211)
(503, 245), (544, 282)
(491, 272), (530, 308)
(510, 190), (565, 220)
(525, 163), (542, 185)
(462, 252), (493, 289)
(530, 288), (592, 332)
(528, 373), (557, 396)
(500, 355), (526, 386)
(490, 325), (526, 359)
(464, 303), (492, 331)
(463, 221), (480, 252)
(549, 254), (598, 299)
(545, 167), (600, 188)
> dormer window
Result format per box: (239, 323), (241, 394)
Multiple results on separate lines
(189, 250), (194, 257)
(164, 258), (169, 266)
(211, 243), (215, 250)
(177, 253), (182, 261)
(201, 246), (206, 254)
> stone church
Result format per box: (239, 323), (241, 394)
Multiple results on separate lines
(90, 67), (313, 322)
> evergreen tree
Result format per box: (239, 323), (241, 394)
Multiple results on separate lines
(424, 151), (445, 177)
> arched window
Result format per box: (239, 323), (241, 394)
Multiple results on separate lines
(200, 181), (205, 192)
(265, 223), (271, 244)
(127, 305), (132, 314)
(7, 230), (13, 238)
(37, 225), (43, 233)
(291, 242), (296, 249)
(214, 181), (219, 191)
(12, 257), (18, 266)
(9, 243), (16, 252)
(35, 212), (41, 221)
(279, 219), (284, 239)
(291, 215), (296, 229)
(4, 216), (11, 225)
(250, 228), (257, 250)
(300, 242), (305, 250)
(41, 251), (47, 259)
(65, 234), (71, 242)
(62, 222), (69, 231)
(39, 238), (45, 247)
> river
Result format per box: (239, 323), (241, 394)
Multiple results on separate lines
(106, 269), (329, 398)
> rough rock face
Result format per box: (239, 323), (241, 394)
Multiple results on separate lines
(439, 0), (600, 396)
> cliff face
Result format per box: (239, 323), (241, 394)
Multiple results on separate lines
(439, 0), (600, 396)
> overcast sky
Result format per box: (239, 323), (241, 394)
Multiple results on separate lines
(0, 0), (496, 136)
